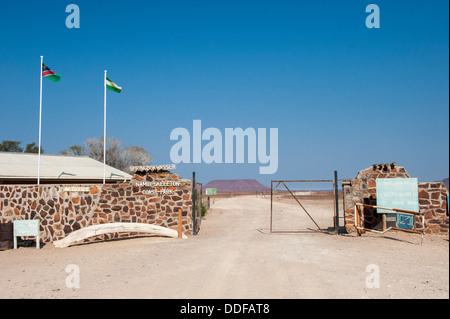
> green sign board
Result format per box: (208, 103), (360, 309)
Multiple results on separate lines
(205, 188), (217, 196)
(376, 178), (419, 230)
(13, 220), (40, 249)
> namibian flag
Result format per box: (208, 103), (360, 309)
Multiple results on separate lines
(42, 64), (61, 82)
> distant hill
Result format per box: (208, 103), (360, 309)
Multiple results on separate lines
(204, 179), (271, 194)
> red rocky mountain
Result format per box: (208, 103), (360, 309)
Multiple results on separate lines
(204, 179), (271, 194)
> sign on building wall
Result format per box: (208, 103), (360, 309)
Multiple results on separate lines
(63, 186), (91, 192)
(376, 178), (419, 230)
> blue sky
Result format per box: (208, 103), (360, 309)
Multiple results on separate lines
(0, 0), (448, 186)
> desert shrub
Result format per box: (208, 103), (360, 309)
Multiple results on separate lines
(201, 204), (207, 217)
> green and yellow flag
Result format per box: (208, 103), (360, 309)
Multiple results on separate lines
(106, 77), (122, 93)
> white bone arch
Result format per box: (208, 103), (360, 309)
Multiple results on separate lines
(53, 222), (187, 248)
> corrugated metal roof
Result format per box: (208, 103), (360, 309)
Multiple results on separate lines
(0, 152), (132, 181)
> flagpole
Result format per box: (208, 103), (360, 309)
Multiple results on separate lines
(103, 70), (107, 184)
(37, 56), (43, 185)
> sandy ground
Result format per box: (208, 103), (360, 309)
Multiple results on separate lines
(0, 195), (448, 299)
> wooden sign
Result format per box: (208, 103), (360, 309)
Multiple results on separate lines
(63, 186), (90, 192)
(13, 220), (40, 249)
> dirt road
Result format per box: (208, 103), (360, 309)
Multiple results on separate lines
(0, 196), (448, 299)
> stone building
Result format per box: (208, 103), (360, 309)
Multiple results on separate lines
(342, 164), (448, 235)
(0, 163), (194, 246)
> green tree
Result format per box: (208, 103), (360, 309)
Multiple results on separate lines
(0, 140), (23, 152)
(24, 142), (43, 154)
(0, 141), (44, 153)
(60, 145), (84, 156)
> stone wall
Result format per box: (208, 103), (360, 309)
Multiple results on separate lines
(0, 170), (193, 244)
(343, 165), (449, 235)
(418, 182), (449, 234)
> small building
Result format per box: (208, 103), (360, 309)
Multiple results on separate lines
(0, 162), (194, 244)
(342, 164), (449, 235)
(0, 152), (131, 184)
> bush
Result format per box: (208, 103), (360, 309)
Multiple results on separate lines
(201, 204), (207, 217)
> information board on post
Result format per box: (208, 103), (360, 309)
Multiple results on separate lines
(376, 178), (419, 230)
(13, 220), (40, 249)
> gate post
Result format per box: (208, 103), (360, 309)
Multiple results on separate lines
(270, 180), (273, 233)
(192, 171), (196, 235)
(334, 170), (340, 234)
(178, 208), (183, 239)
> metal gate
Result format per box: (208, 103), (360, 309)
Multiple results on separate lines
(270, 172), (340, 234)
